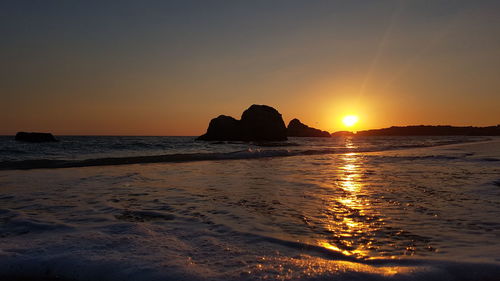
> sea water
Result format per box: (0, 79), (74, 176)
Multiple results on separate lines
(0, 136), (499, 280)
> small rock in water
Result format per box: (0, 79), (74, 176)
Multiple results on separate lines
(15, 132), (58, 143)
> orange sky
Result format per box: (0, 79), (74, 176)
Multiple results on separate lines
(1, 1), (499, 135)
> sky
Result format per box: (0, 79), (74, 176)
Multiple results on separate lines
(1, 0), (499, 135)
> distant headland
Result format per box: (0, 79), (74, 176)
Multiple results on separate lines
(336, 125), (500, 136)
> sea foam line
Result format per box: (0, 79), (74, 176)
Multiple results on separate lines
(0, 138), (487, 170)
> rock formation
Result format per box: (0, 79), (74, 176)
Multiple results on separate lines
(287, 119), (330, 137)
(197, 105), (287, 141)
(15, 132), (58, 142)
(197, 115), (241, 141)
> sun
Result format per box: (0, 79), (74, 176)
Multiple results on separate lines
(342, 115), (359, 127)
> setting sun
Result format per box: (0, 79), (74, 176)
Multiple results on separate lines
(343, 115), (359, 127)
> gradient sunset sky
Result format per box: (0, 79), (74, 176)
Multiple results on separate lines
(1, 0), (499, 135)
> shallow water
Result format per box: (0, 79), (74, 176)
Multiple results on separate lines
(0, 135), (486, 169)
(0, 135), (485, 162)
(0, 137), (499, 280)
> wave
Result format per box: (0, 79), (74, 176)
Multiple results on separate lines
(0, 149), (295, 170)
(480, 157), (500, 162)
(0, 147), (415, 170)
(1, 232), (499, 281)
(245, 232), (500, 280)
(0, 138), (490, 170)
(0, 149), (473, 171)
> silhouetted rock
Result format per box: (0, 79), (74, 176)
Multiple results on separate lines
(15, 132), (58, 142)
(355, 125), (500, 136)
(196, 115), (241, 141)
(331, 131), (355, 137)
(197, 104), (287, 141)
(240, 105), (287, 141)
(287, 119), (330, 137)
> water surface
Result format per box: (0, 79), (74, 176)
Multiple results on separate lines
(0, 136), (499, 280)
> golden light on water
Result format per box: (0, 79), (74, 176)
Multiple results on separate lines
(316, 137), (381, 259)
(250, 255), (415, 279)
(342, 115), (359, 127)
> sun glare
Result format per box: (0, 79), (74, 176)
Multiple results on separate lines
(343, 115), (359, 127)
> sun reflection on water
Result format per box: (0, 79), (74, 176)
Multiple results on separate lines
(317, 138), (381, 259)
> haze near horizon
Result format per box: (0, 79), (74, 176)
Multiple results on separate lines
(1, 0), (499, 135)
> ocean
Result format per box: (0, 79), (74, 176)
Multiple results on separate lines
(0, 136), (499, 280)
